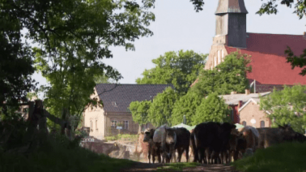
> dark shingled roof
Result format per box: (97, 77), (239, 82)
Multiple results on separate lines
(95, 84), (173, 113)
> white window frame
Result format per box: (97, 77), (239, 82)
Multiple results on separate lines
(260, 121), (265, 128)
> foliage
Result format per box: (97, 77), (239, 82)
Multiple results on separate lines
(105, 134), (138, 142)
(170, 91), (202, 126)
(136, 50), (207, 95)
(192, 51), (251, 96)
(0, 133), (133, 172)
(147, 87), (179, 127)
(18, 0), (157, 123)
(0, 7), (36, 106)
(232, 142), (306, 172)
(192, 93), (230, 125)
(129, 100), (151, 125)
(255, 0), (306, 75)
(260, 85), (306, 133)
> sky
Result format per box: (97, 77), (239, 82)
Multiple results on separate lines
(32, 0), (306, 88)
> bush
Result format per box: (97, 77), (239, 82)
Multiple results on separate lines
(232, 142), (306, 172)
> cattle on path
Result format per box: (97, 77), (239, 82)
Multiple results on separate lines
(191, 122), (236, 164)
(172, 127), (190, 162)
(143, 128), (162, 164)
(161, 128), (177, 163)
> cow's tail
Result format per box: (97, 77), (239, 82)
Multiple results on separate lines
(190, 131), (198, 162)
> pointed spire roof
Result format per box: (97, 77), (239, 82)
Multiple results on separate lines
(215, 0), (248, 14)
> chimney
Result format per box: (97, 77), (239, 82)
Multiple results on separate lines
(245, 89), (250, 95)
(238, 100), (243, 109)
(231, 91), (237, 95)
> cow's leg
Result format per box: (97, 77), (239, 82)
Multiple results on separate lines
(148, 150), (151, 163)
(186, 146), (189, 162)
(152, 152), (155, 164)
(177, 148), (182, 163)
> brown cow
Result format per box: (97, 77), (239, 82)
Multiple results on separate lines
(143, 128), (162, 164)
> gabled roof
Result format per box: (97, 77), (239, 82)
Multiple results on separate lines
(95, 84), (172, 113)
(219, 92), (270, 105)
(226, 33), (306, 85)
(238, 98), (260, 112)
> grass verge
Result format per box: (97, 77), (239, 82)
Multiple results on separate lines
(232, 142), (306, 172)
(0, 135), (134, 172)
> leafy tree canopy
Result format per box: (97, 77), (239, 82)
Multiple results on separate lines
(129, 100), (151, 125)
(136, 50), (207, 95)
(260, 85), (306, 133)
(147, 87), (179, 127)
(192, 92), (230, 125)
(170, 91), (202, 126)
(192, 51), (251, 96)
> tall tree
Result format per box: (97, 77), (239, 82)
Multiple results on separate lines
(260, 85), (306, 133)
(25, 0), (157, 122)
(192, 51), (251, 96)
(147, 87), (179, 127)
(129, 100), (151, 130)
(0, 6), (36, 107)
(192, 93), (230, 125)
(170, 91), (202, 126)
(136, 50), (207, 95)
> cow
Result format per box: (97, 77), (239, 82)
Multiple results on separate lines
(143, 128), (162, 164)
(257, 125), (296, 149)
(172, 127), (190, 162)
(161, 128), (177, 163)
(191, 122), (236, 164)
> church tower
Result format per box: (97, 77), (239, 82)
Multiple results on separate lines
(214, 0), (248, 48)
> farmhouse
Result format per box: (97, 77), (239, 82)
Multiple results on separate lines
(83, 83), (171, 140)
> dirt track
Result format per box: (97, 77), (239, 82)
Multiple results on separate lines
(121, 163), (239, 172)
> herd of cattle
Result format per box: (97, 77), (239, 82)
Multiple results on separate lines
(140, 122), (306, 164)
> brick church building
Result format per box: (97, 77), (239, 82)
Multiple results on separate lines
(192, 0), (306, 92)
(192, 0), (306, 127)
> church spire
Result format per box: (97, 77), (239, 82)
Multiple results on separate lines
(216, 0), (248, 15)
(214, 0), (248, 48)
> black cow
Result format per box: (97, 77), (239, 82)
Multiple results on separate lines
(143, 128), (162, 164)
(173, 128), (190, 162)
(191, 122), (236, 164)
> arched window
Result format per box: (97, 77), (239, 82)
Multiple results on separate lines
(90, 120), (93, 131)
(242, 121), (246, 126)
(260, 121), (265, 128)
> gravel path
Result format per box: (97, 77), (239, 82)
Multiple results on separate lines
(121, 162), (240, 172)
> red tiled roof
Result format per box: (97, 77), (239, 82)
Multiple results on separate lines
(226, 33), (306, 85)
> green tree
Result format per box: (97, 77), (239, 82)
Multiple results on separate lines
(147, 87), (179, 127)
(192, 51), (251, 96)
(260, 85), (306, 133)
(192, 93), (230, 125)
(26, 0), (156, 124)
(170, 91), (202, 126)
(136, 50), (207, 95)
(129, 100), (151, 126)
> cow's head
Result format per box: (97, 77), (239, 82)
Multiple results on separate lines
(143, 128), (154, 142)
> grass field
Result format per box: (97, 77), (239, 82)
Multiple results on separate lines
(232, 142), (306, 172)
